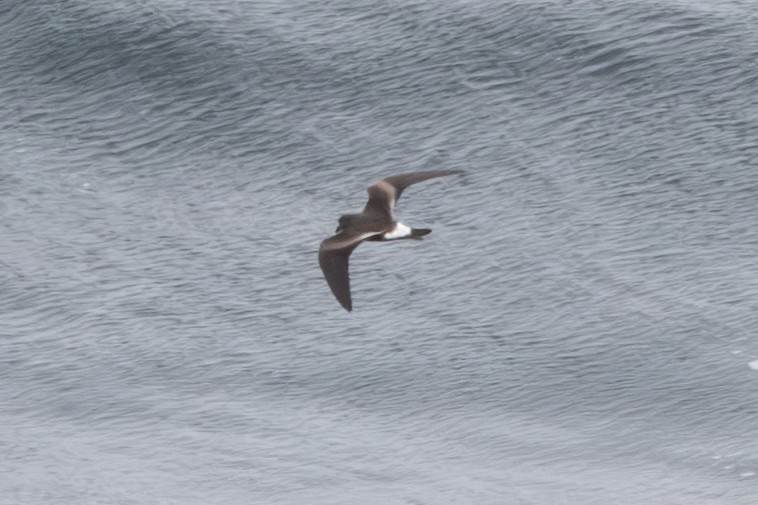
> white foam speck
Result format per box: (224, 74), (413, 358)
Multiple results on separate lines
(748, 360), (758, 371)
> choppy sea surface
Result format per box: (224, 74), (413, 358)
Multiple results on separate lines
(2, 1), (758, 503)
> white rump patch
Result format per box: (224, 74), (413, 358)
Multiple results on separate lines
(383, 222), (412, 240)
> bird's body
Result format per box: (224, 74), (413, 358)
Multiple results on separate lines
(319, 170), (462, 311)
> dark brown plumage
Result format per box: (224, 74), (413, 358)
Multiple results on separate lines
(319, 170), (462, 311)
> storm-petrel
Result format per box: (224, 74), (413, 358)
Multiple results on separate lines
(319, 170), (462, 311)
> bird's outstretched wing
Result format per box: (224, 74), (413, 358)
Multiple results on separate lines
(362, 170), (462, 219)
(318, 232), (376, 311)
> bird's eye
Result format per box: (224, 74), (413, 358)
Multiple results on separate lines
(335, 225), (342, 233)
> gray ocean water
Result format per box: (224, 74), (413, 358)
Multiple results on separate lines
(2, 0), (758, 503)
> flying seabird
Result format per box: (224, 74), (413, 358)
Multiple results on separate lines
(319, 170), (462, 311)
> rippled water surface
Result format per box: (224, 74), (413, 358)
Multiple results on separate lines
(2, 1), (758, 503)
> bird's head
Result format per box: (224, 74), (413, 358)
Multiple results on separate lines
(336, 214), (356, 233)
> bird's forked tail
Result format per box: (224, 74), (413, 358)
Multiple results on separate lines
(410, 228), (432, 238)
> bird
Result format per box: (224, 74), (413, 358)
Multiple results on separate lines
(319, 170), (462, 311)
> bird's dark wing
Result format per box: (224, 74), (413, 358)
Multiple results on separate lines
(362, 170), (462, 219)
(318, 232), (375, 311)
